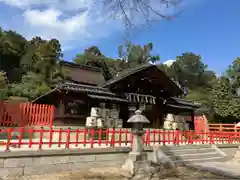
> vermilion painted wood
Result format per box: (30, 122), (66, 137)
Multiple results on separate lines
(0, 128), (240, 151)
(0, 102), (54, 126)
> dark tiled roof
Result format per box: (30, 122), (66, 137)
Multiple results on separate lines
(162, 97), (201, 110)
(61, 61), (106, 85)
(33, 82), (129, 103)
(58, 82), (115, 96)
(60, 61), (102, 72)
(59, 82), (128, 103)
(165, 104), (197, 111)
(87, 94), (128, 103)
(103, 63), (184, 96)
(171, 97), (201, 108)
(104, 63), (153, 86)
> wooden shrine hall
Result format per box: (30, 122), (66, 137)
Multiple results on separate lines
(33, 61), (201, 128)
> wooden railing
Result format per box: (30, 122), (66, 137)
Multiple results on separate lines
(0, 102), (54, 127)
(208, 123), (240, 132)
(0, 127), (239, 152)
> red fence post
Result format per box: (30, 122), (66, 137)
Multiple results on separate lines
(153, 129), (156, 145)
(106, 128), (109, 146)
(162, 130), (166, 145)
(175, 130), (180, 145)
(18, 127), (23, 149)
(5, 128), (12, 152)
(75, 128), (79, 147)
(90, 129), (94, 148)
(28, 128), (33, 148)
(145, 129), (150, 146)
(98, 128), (102, 146)
(65, 128), (71, 149)
(118, 129), (122, 146)
(110, 128), (115, 147)
(39, 127), (44, 150)
(58, 128), (62, 148)
(49, 105), (54, 127)
(49, 127), (53, 148)
(83, 129), (87, 147)
(209, 131), (214, 144)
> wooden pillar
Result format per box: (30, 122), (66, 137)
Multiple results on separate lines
(190, 111), (195, 130)
(59, 99), (65, 116)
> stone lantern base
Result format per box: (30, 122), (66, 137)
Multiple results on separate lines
(121, 151), (151, 176)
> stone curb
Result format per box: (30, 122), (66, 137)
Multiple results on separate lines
(185, 163), (240, 179)
(0, 144), (237, 159)
(217, 144), (240, 148)
(0, 147), (132, 158)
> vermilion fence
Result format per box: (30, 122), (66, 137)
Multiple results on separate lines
(208, 124), (240, 132)
(0, 127), (239, 151)
(0, 102), (54, 126)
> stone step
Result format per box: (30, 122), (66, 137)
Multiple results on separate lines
(167, 151), (222, 161)
(159, 144), (227, 164)
(171, 152), (222, 160)
(165, 144), (212, 150)
(173, 156), (225, 164)
(166, 147), (215, 154)
(165, 149), (216, 156)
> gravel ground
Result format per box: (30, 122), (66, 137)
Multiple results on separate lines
(1, 166), (231, 180)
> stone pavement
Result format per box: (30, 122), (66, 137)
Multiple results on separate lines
(191, 161), (240, 179)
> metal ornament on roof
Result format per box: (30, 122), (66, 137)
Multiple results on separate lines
(127, 110), (150, 124)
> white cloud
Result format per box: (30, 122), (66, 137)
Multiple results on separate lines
(0, 0), (190, 51)
(23, 8), (89, 35)
(163, 59), (176, 66)
(0, 0), (123, 51)
(0, 0), (93, 11)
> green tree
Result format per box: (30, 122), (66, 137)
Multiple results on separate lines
(211, 58), (240, 122)
(212, 76), (240, 121)
(171, 52), (207, 88)
(20, 36), (46, 72)
(74, 46), (113, 80)
(10, 72), (50, 100)
(226, 57), (240, 94)
(0, 29), (27, 83)
(159, 52), (218, 120)
(9, 38), (65, 100)
(0, 70), (7, 100)
(118, 42), (160, 69)
(158, 63), (175, 77)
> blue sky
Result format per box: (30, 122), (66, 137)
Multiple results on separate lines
(0, 0), (239, 75)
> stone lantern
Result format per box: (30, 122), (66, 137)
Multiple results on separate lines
(127, 109), (150, 156)
(122, 109), (150, 174)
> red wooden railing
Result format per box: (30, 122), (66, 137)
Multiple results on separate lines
(0, 102), (54, 126)
(0, 127), (239, 151)
(208, 123), (240, 132)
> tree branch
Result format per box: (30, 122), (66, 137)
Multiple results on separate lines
(101, 0), (183, 28)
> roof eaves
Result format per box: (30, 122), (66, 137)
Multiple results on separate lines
(31, 87), (61, 103)
(104, 63), (153, 87)
(60, 61), (102, 72)
(165, 103), (197, 111)
(59, 82), (116, 96)
(171, 97), (201, 108)
(87, 94), (128, 103)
